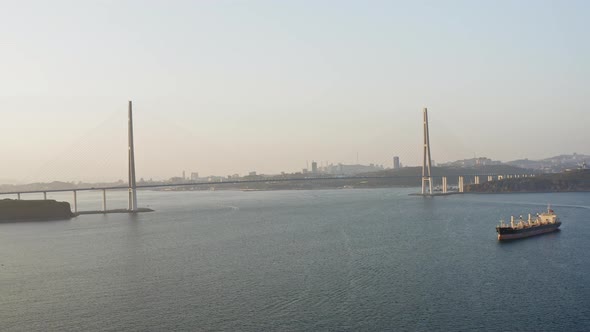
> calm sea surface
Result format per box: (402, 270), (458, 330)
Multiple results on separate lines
(1, 188), (589, 331)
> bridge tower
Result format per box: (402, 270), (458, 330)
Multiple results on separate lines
(421, 107), (433, 195)
(128, 101), (138, 211)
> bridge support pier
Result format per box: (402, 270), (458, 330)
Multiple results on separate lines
(442, 177), (448, 193)
(102, 189), (107, 212)
(43, 192), (47, 200)
(458, 176), (464, 193)
(17, 193), (21, 200)
(488, 176), (493, 182)
(73, 190), (78, 214)
(474, 176), (480, 184)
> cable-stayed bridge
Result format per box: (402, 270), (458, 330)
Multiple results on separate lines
(0, 103), (534, 214)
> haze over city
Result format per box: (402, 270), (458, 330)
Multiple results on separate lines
(1, 1), (588, 183)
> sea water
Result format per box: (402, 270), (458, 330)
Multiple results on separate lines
(1, 189), (589, 331)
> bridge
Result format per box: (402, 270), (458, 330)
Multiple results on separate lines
(0, 104), (533, 213)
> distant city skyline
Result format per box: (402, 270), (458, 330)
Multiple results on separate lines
(1, 1), (588, 183)
(1, 152), (588, 185)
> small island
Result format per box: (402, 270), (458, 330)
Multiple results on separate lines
(464, 169), (590, 193)
(0, 199), (74, 222)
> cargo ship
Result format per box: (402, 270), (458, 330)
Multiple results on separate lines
(496, 206), (561, 240)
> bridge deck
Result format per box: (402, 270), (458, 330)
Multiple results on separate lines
(0, 174), (504, 196)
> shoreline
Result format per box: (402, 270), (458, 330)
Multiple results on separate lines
(76, 208), (154, 215)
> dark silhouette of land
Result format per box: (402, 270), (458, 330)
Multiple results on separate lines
(465, 169), (590, 193)
(0, 199), (74, 222)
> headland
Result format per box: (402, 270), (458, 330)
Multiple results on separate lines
(0, 199), (74, 222)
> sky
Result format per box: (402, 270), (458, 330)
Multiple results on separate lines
(1, 0), (589, 183)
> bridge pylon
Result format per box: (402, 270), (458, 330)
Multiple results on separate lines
(421, 107), (433, 195)
(128, 101), (138, 212)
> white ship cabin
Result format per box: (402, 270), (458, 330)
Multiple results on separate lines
(499, 206), (559, 229)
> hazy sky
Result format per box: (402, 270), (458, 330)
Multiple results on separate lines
(1, 0), (588, 183)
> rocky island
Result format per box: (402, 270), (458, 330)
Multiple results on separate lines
(0, 199), (74, 222)
(464, 169), (590, 193)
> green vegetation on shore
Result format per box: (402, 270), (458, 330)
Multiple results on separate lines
(464, 169), (590, 193)
(0, 199), (74, 222)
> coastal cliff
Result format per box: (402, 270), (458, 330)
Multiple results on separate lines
(464, 169), (590, 193)
(0, 199), (74, 222)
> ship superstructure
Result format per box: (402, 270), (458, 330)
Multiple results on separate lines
(496, 206), (561, 240)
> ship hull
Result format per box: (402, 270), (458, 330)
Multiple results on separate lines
(496, 222), (561, 240)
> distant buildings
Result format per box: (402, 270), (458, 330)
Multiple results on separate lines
(169, 176), (184, 183)
(439, 157), (501, 168)
(317, 163), (384, 175)
(207, 176), (225, 182)
(506, 153), (590, 173)
(311, 161), (318, 174)
(393, 156), (400, 169)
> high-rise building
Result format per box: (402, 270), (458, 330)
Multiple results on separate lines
(182, 170), (186, 180)
(311, 161), (318, 174)
(393, 156), (400, 169)
(191, 172), (199, 180)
